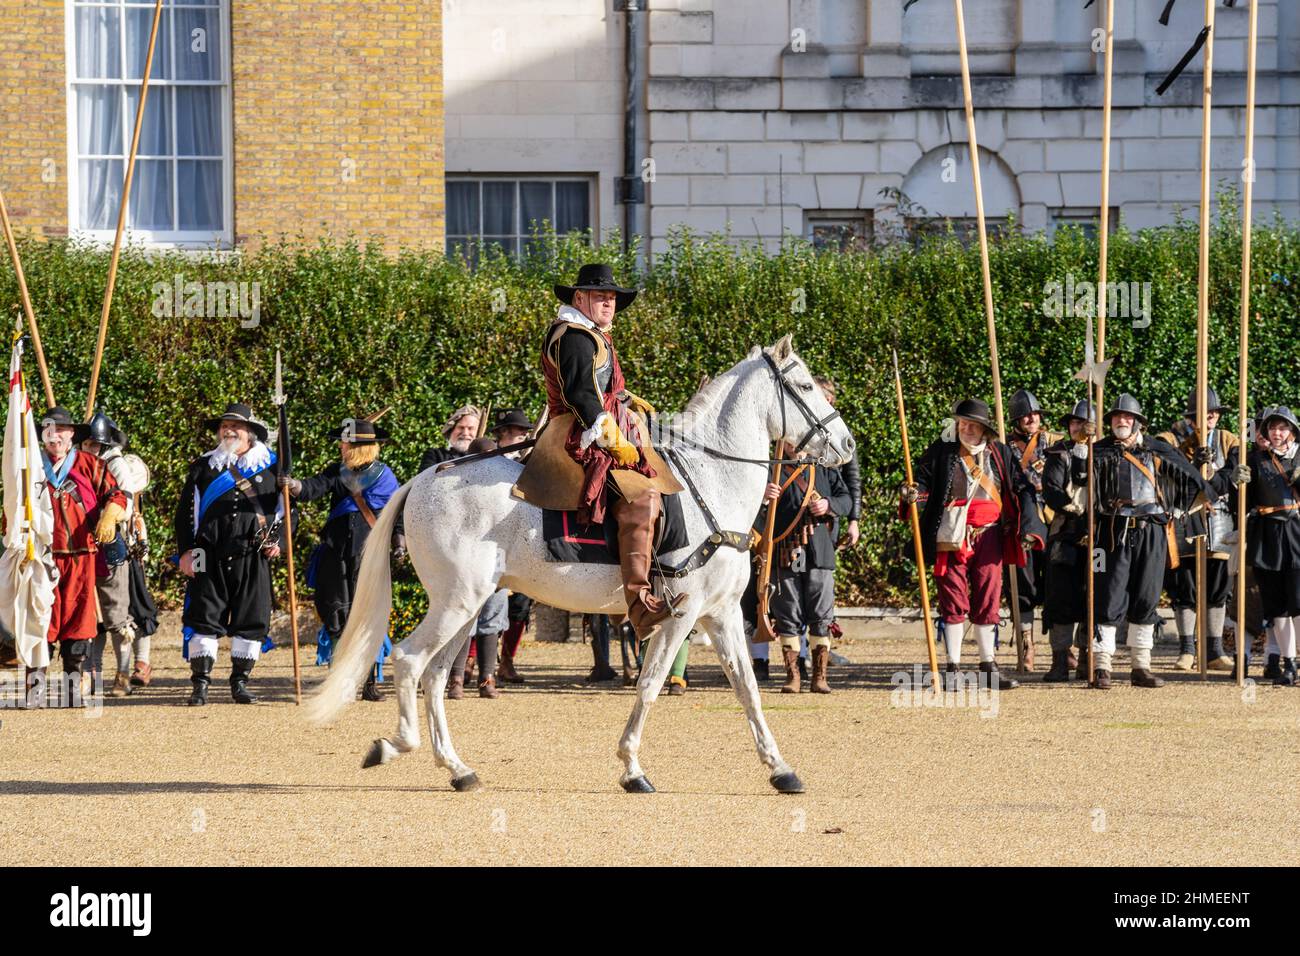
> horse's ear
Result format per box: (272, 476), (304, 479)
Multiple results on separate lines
(747, 345), (762, 360)
(770, 334), (794, 361)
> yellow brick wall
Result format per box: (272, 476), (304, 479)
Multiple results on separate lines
(0, 1), (444, 250)
(0, 1), (70, 239)
(231, 0), (444, 250)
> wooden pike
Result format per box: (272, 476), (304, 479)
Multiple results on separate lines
(1236, 0), (1258, 687)
(952, 0), (1026, 671)
(85, 0), (164, 419)
(0, 189), (55, 408)
(894, 349), (942, 691)
(1194, 0), (1217, 681)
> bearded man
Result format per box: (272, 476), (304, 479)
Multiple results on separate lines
(175, 403), (283, 706)
(419, 405), (482, 474)
(900, 399), (1046, 690)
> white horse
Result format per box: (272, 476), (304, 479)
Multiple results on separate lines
(306, 336), (855, 794)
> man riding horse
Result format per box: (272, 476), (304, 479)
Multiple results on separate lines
(515, 263), (684, 638)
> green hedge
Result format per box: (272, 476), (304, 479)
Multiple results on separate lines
(2, 201), (1296, 614)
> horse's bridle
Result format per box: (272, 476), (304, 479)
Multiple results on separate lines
(656, 352), (845, 468)
(761, 351), (843, 464)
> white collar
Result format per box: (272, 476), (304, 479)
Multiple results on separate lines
(558, 304), (598, 331)
(206, 440), (270, 473)
(1276, 441), (1297, 460)
(960, 440), (987, 456)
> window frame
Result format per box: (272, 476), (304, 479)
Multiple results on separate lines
(65, 0), (234, 248)
(803, 209), (875, 252)
(444, 175), (596, 261)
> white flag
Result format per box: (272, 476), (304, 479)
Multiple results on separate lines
(0, 326), (55, 668)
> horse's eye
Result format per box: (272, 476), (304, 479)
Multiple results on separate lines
(799, 382), (814, 392)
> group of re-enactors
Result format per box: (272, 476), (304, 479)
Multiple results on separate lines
(6, 263), (1299, 706)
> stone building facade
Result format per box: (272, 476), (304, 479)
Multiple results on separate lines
(444, 0), (1298, 257)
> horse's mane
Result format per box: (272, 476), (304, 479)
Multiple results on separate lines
(683, 372), (735, 417)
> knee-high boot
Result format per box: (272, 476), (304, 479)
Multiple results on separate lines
(188, 657), (213, 707)
(230, 657), (258, 704)
(609, 491), (686, 637)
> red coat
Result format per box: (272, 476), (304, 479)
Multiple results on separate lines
(45, 451), (125, 642)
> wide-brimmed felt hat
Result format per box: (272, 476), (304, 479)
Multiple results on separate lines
(328, 417), (390, 444)
(952, 398), (994, 431)
(40, 407), (91, 444)
(492, 408), (532, 435)
(204, 402), (270, 443)
(554, 263), (638, 312)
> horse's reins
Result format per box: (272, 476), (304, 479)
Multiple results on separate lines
(650, 356), (840, 584)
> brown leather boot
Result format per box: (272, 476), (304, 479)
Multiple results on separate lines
(130, 660), (152, 687)
(809, 645), (831, 694)
(780, 644), (800, 694)
(1094, 669), (1112, 690)
(496, 643), (525, 684)
(0, 641), (17, 668)
(110, 671), (132, 698)
(478, 675), (500, 699)
(1130, 667), (1165, 688)
(1018, 629), (1035, 672)
(611, 490), (686, 637)
(447, 673), (465, 700)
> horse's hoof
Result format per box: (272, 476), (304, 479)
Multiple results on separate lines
(621, 775), (656, 794)
(361, 739), (392, 769)
(770, 771), (806, 794)
(451, 772), (482, 792)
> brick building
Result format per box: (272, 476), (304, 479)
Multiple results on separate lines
(0, 0), (444, 250)
(444, 0), (1298, 257)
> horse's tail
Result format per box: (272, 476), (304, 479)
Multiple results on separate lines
(304, 480), (413, 726)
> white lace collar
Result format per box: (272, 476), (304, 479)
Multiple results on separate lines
(557, 304), (596, 330)
(206, 440), (271, 473)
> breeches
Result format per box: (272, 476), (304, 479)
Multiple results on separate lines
(936, 526), (1003, 626)
(183, 550), (273, 641)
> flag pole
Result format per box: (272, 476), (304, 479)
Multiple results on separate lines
(952, 0), (1025, 670)
(894, 349), (941, 690)
(1194, 0), (1217, 682)
(273, 349), (302, 704)
(85, 0), (164, 419)
(0, 190), (55, 408)
(1235, 0), (1258, 687)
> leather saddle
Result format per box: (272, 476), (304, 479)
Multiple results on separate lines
(512, 411), (683, 511)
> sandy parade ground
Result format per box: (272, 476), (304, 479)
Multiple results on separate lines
(1, 613), (1296, 868)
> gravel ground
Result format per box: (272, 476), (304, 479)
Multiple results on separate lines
(2, 615), (1297, 867)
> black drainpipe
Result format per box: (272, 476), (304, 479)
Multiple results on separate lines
(616, 0), (645, 259)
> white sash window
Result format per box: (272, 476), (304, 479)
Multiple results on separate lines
(67, 0), (232, 246)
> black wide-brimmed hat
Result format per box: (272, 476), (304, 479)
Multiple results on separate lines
(554, 263), (638, 312)
(952, 398), (994, 431)
(204, 402), (270, 442)
(328, 417), (390, 444)
(492, 408), (532, 435)
(1104, 393), (1147, 427)
(40, 407), (91, 444)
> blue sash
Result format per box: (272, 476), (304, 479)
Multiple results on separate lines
(195, 451), (278, 531)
